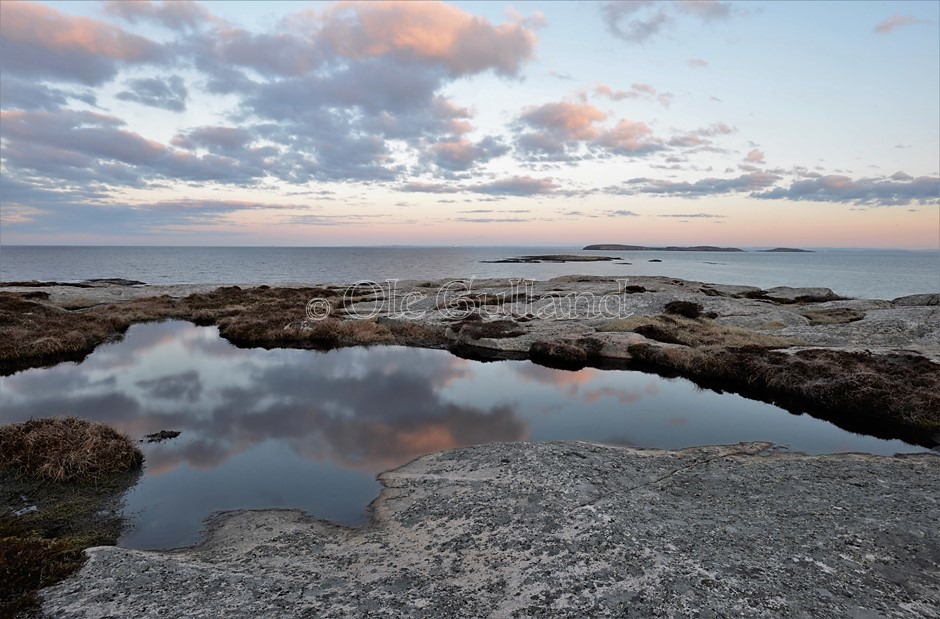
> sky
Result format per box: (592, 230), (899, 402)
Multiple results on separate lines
(0, 0), (938, 248)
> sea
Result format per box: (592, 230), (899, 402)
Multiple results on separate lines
(1, 245), (938, 300)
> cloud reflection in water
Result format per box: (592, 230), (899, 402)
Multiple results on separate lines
(0, 321), (924, 548)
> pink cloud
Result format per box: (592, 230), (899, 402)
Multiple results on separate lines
(595, 119), (659, 154)
(520, 101), (607, 140)
(0, 1), (162, 84)
(745, 148), (765, 164)
(874, 14), (931, 34)
(319, 1), (537, 76)
(593, 82), (672, 108)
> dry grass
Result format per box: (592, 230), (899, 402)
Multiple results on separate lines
(0, 293), (131, 373)
(0, 535), (85, 617)
(530, 338), (604, 369)
(0, 286), (448, 373)
(599, 314), (794, 348)
(0, 417), (142, 617)
(663, 300), (703, 319)
(0, 418), (143, 482)
(628, 344), (940, 434)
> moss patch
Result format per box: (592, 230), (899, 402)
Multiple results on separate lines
(0, 419), (142, 617)
(800, 307), (865, 325)
(599, 314), (794, 348)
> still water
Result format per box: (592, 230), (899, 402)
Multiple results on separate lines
(0, 321), (926, 549)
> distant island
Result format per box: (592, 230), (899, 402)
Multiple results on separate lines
(582, 245), (813, 252)
(583, 245), (744, 252)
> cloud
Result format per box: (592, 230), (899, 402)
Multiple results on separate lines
(473, 176), (558, 196)
(874, 14), (932, 34)
(504, 6), (547, 30)
(600, 0), (734, 43)
(754, 174), (940, 206)
(103, 0), (215, 30)
(0, 108), (288, 187)
(606, 210), (640, 217)
(745, 148), (765, 164)
(0, 1), (163, 85)
(317, 1), (537, 77)
(592, 82), (673, 107)
(515, 100), (661, 159)
(594, 119), (661, 155)
(401, 175), (558, 196)
(2, 2), (543, 191)
(519, 101), (607, 140)
(668, 122), (735, 149)
(0, 76), (96, 111)
(657, 212), (726, 218)
(615, 172), (781, 197)
(429, 136), (509, 171)
(675, 0), (733, 21)
(453, 217), (530, 223)
(600, 1), (671, 43)
(0, 187), (322, 235)
(688, 58), (709, 68)
(515, 101), (608, 158)
(172, 3), (541, 183)
(1, 109), (165, 167)
(549, 70), (575, 80)
(170, 126), (254, 152)
(116, 75), (188, 112)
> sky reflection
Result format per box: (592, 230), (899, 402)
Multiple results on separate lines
(0, 321), (925, 549)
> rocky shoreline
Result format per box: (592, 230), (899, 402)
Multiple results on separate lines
(2, 275), (939, 616)
(2, 275), (938, 444)
(40, 441), (940, 617)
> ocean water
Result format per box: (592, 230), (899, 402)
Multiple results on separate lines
(1, 245), (938, 300)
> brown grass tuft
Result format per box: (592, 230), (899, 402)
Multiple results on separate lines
(627, 344), (940, 435)
(0, 418), (143, 482)
(663, 300), (702, 319)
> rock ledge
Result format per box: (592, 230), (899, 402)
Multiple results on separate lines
(42, 441), (940, 618)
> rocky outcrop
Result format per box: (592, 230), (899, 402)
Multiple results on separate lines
(41, 442), (940, 618)
(894, 293), (940, 307)
(3, 275), (939, 441)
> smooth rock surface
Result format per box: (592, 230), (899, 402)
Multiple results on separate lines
(42, 442), (940, 618)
